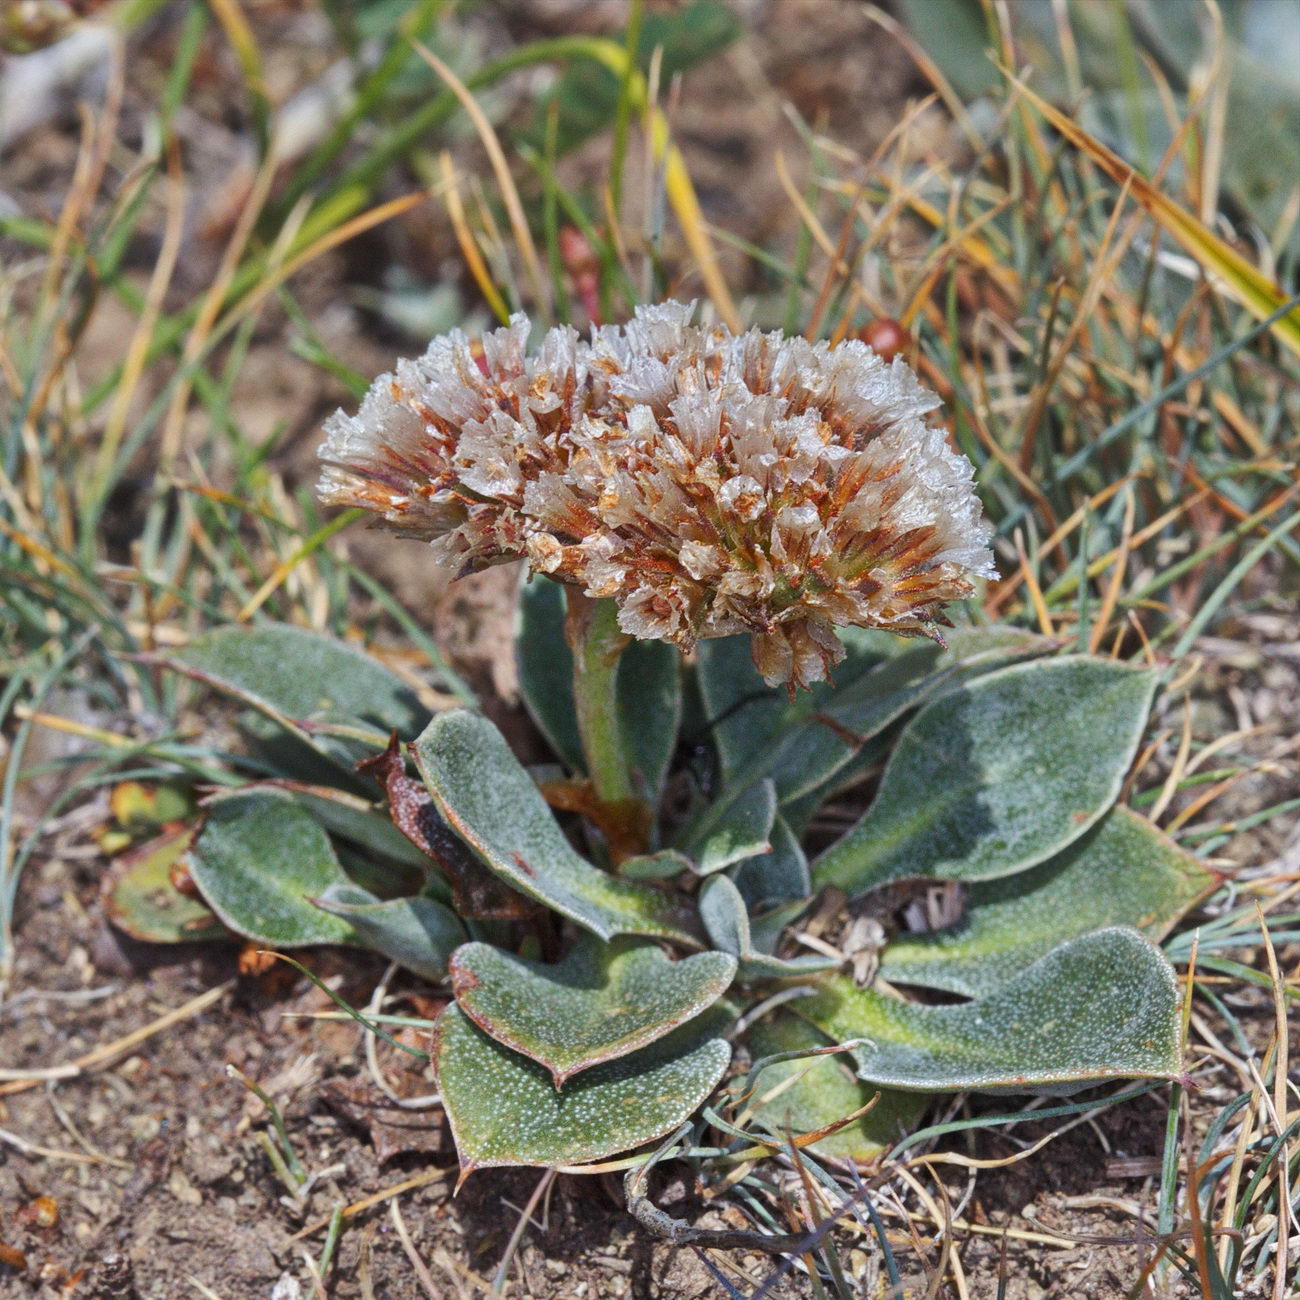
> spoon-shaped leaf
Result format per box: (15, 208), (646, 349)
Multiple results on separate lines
(685, 629), (1054, 866)
(878, 806), (1218, 997)
(699, 875), (837, 980)
(165, 623), (431, 740)
(314, 884), (464, 981)
(411, 710), (700, 944)
(434, 1001), (733, 1175)
(697, 626), (1052, 802)
(188, 788), (357, 946)
(814, 656), (1158, 896)
(450, 937), (736, 1086)
(799, 928), (1184, 1091)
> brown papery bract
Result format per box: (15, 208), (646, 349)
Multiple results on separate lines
(318, 302), (994, 689)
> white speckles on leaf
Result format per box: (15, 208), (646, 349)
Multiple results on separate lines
(877, 805), (1217, 997)
(410, 710), (700, 945)
(449, 936), (735, 1086)
(800, 928), (1183, 1091)
(434, 1001), (733, 1172)
(813, 656), (1159, 896)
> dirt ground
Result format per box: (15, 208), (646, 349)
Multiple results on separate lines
(2, 1), (1298, 1296)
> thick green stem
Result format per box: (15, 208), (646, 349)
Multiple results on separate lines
(564, 590), (636, 807)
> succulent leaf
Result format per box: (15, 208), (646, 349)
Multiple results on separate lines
(434, 1001), (733, 1173)
(878, 806), (1217, 997)
(731, 812), (811, 909)
(314, 884), (463, 981)
(245, 779), (436, 880)
(746, 1013), (926, 1164)
(813, 656), (1159, 895)
(619, 850), (693, 881)
(449, 936), (736, 1086)
(799, 928), (1183, 1091)
(361, 737), (537, 920)
(699, 875), (836, 980)
(682, 778), (777, 874)
(697, 626), (1054, 809)
(167, 623), (430, 742)
(411, 710), (701, 944)
(188, 789), (359, 946)
(696, 628), (904, 783)
(748, 895), (812, 956)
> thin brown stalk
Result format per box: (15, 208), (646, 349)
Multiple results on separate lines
(411, 39), (549, 318)
(389, 1198), (443, 1300)
(158, 145), (279, 473)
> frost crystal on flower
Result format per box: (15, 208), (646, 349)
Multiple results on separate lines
(318, 302), (994, 689)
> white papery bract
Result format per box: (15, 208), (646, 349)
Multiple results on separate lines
(318, 302), (994, 689)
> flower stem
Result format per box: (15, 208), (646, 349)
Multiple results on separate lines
(563, 589), (649, 858)
(565, 590), (634, 803)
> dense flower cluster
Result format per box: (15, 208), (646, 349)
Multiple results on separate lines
(319, 302), (994, 688)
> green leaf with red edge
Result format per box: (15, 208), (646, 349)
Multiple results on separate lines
(877, 806), (1218, 998)
(434, 1001), (733, 1174)
(799, 928), (1184, 1092)
(814, 656), (1159, 896)
(410, 709), (701, 945)
(450, 936), (736, 1087)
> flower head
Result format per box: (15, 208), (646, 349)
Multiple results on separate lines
(318, 302), (994, 689)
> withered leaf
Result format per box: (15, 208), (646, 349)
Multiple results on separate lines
(359, 737), (537, 921)
(320, 1076), (445, 1164)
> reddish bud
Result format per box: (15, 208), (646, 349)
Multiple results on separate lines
(857, 317), (910, 362)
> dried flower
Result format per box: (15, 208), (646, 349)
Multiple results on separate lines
(319, 302), (994, 689)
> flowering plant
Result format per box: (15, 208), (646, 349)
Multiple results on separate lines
(124, 304), (1213, 1194)
(319, 301), (993, 691)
